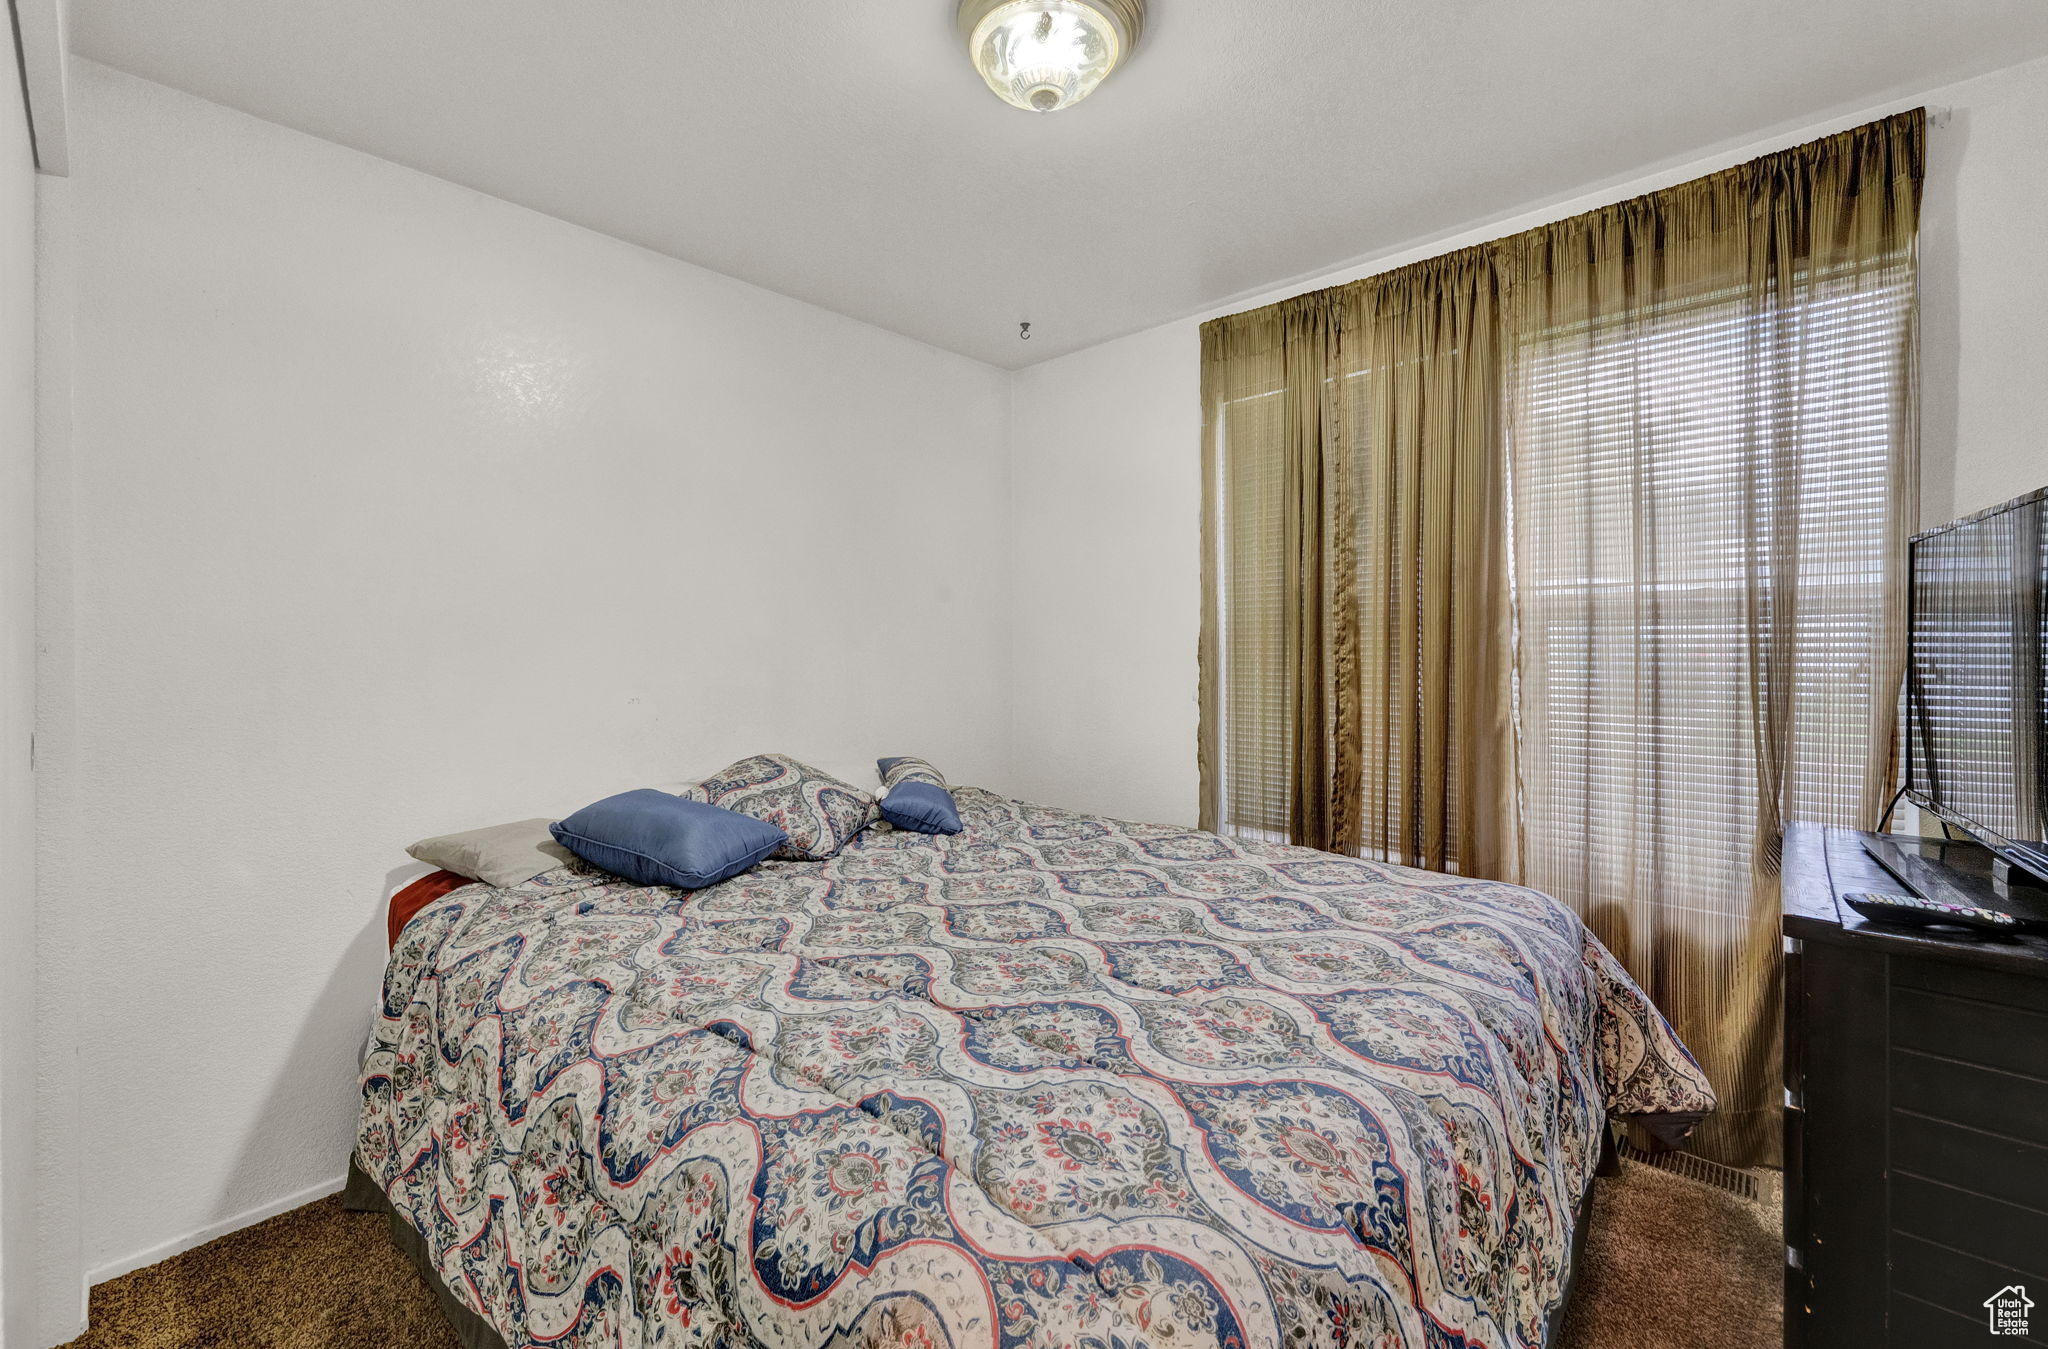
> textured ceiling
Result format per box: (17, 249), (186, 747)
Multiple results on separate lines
(71, 0), (2048, 367)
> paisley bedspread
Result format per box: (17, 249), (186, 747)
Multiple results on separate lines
(357, 788), (1714, 1349)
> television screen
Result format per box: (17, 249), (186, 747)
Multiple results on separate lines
(1905, 484), (2048, 878)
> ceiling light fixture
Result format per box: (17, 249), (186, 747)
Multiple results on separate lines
(957, 0), (1144, 113)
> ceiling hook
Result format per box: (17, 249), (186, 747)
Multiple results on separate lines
(1020, 321), (1032, 341)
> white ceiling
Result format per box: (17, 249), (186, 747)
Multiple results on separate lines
(71, 0), (2048, 368)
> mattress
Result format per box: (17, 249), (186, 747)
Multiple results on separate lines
(357, 787), (1714, 1349)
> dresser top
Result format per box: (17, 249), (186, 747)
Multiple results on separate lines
(1784, 821), (2048, 977)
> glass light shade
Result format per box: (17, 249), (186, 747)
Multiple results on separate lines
(960, 0), (1142, 113)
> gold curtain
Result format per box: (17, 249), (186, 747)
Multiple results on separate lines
(1199, 251), (1516, 874)
(1198, 110), (1922, 1166)
(1353, 252), (1519, 877)
(1502, 112), (1921, 1165)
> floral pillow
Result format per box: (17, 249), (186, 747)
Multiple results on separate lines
(878, 756), (948, 791)
(683, 754), (878, 861)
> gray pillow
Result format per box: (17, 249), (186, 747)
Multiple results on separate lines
(406, 818), (576, 889)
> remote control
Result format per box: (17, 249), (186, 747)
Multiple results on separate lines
(1842, 891), (2019, 932)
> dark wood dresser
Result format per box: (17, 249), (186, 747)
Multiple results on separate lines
(1784, 821), (2048, 1347)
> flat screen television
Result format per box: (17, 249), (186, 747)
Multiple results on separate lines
(1904, 484), (2048, 885)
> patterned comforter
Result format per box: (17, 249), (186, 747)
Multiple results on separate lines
(358, 788), (1714, 1349)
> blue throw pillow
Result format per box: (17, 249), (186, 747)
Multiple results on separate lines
(550, 789), (786, 890)
(879, 781), (962, 834)
(875, 757), (962, 834)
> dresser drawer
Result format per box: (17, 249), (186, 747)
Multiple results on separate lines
(1889, 1111), (2048, 1215)
(1889, 1046), (2048, 1146)
(1890, 1173), (2048, 1281)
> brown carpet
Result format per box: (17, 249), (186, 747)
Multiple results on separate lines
(59, 1158), (1779, 1348)
(1555, 1160), (1783, 1349)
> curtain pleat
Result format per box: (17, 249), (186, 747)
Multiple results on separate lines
(1279, 294), (1358, 853)
(1198, 110), (1922, 1167)
(1353, 250), (1518, 876)
(1199, 250), (1514, 871)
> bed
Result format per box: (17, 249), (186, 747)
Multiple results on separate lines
(353, 786), (1714, 1349)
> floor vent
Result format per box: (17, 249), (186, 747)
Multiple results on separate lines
(1617, 1140), (1766, 1203)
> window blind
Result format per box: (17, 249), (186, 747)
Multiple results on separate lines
(1511, 264), (1915, 939)
(1215, 383), (1296, 841)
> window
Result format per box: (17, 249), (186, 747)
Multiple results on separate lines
(1510, 261), (1915, 940)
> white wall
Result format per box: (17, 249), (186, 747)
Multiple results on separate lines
(0, 26), (39, 1349)
(1918, 58), (2048, 521)
(33, 60), (1013, 1336)
(1007, 325), (1199, 825)
(1007, 53), (2048, 828)
(29, 145), (81, 1349)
